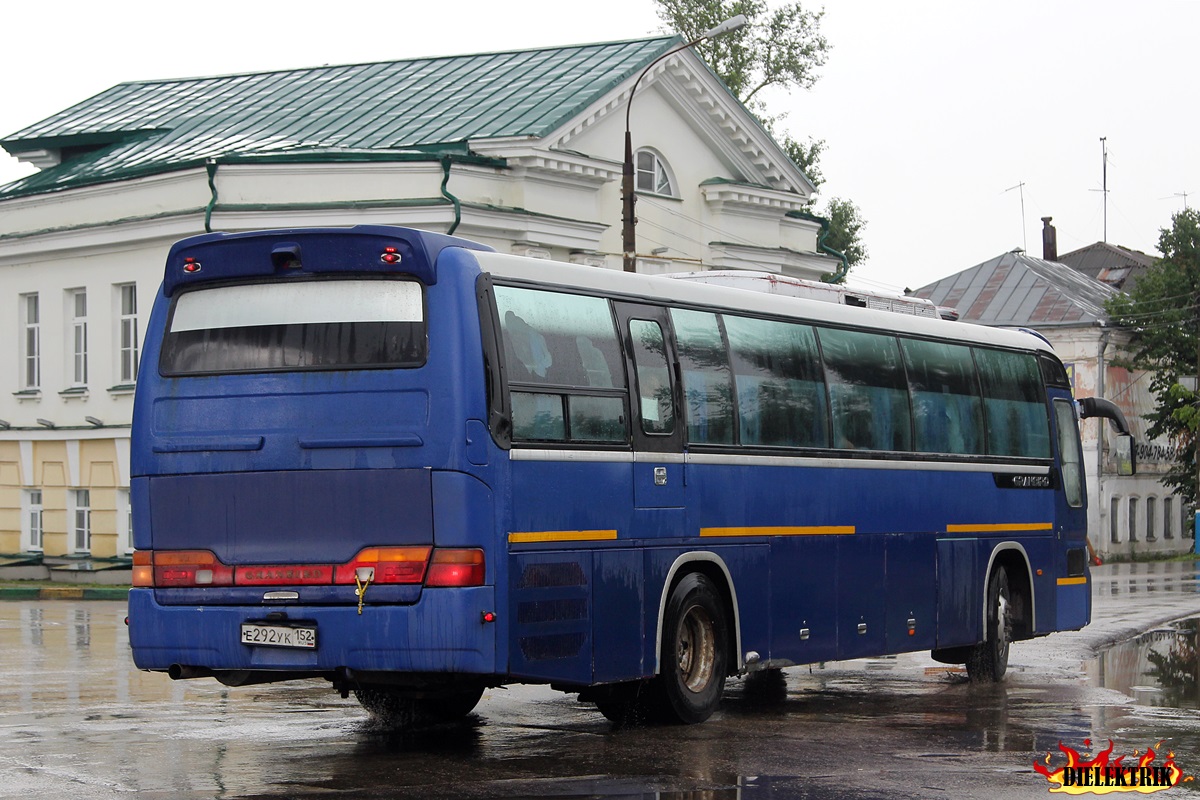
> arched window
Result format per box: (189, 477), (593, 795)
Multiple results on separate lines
(635, 149), (676, 197)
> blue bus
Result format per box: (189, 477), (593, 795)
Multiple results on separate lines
(127, 225), (1132, 725)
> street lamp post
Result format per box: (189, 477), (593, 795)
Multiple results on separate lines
(621, 15), (747, 273)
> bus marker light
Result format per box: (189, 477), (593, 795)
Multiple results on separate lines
(426, 549), (486, 587)
(380, 246), (402, 265)
(481, 611), (497, 624)
(183, 257), (201, 273)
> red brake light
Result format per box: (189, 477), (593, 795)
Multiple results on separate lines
(425, 549), (486, 587)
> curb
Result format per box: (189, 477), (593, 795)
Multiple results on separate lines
(0, 586), (130, 601)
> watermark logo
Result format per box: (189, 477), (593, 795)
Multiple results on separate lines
(1033, 739), (1191, 794)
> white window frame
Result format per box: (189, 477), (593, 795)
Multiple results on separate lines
(70, 489), (91, 554)
(635, 148), (677, 197)
(116, 283), (139, 384)
(22, 489), (43, 552)
(116, 488), (133, 555)
(20, 293), (40, 390)
(68, 288), (88, 387)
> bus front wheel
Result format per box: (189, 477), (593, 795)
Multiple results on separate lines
(654, 572), (729, 724)
(966, 567), (1012, 682)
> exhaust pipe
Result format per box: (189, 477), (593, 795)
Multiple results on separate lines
(168, 664), (214, 680)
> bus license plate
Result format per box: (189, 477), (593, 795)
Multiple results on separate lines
(240, 624), (317, 649)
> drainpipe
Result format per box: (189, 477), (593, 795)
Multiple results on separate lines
(813, 215), (849, 284)
(204, 158), (219, 233)
(440, 156), (461, 236)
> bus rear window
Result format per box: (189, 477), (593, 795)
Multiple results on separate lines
(160, 279), (425, 375)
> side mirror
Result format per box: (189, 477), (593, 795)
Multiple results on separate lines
(1113, 433), (1136, 477)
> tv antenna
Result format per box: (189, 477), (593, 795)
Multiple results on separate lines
(1004, 181), (1027, 254)
(1088, 137), (1109, 242)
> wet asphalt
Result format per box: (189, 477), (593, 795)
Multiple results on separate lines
(3, 561), (1200, 799)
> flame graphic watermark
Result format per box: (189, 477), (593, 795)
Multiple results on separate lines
(1033, 739), (1191, 794)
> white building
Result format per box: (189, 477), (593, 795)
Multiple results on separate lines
(0, 37), (838, 561)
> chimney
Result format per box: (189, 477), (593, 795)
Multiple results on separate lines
(1041, 216), (1058, 261)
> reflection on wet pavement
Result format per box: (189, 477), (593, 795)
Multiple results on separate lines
(5, 563), (1200, 799)
(1092, 616), (1200, 708)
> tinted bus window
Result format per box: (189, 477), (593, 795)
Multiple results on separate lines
(724, 315), (827, 448)
(161, 279), (425, 374)
(494, 287), (624, 389)
(974, 349), (1051, 458)
(628, 319), (675, 435)
(495, 286), (626, 444)
(901, 339), (984, 455)
(671, 309), (734, 444)
(819, 328), (912, 452)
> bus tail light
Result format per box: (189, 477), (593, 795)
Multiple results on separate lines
(425, 549), (486, 587)
(334, 547), (431, 585)
(134, 550), (235, 588)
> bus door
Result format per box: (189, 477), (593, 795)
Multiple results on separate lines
(614, 302), (685, 522)
(1051, 395), (1090, 630)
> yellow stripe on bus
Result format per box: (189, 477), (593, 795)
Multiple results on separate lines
(507, 530), (618, 544)
(945, 522), (1054, 533)
(1057, 577), (1088, 586)
(700, 525), (855, 537)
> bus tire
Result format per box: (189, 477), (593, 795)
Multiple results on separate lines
(966, 567), (1012, 682)
(653, 572), (728, 724)
(354, 685), (484, 726)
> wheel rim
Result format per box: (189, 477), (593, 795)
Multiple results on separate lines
(677, 604), (716, 693)
(996, 587), (1011, 661)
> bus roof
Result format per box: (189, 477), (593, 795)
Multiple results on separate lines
(473, 251), (1055, 356)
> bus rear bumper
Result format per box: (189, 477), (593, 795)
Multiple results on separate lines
(127, 587), (498, 676)
(1055, 577), (1091, 630)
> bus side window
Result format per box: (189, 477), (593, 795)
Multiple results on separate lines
(494, 286), (627, 444)
(628, 319), (675, 435)
(670, 309), (734, 445)
(818, 328), (911, 452)
(900, 339), (984, 455)
(974, 349), (1051, 458)
(724, 314), (827, 448)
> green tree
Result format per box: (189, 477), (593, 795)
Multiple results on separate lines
(1106, 208), (1200, 509)
(655, 0), (866, 278)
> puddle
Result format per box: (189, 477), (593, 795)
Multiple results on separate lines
(1091, 616), (1200, 708)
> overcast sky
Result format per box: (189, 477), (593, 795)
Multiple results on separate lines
(1, 1), (1193, 294)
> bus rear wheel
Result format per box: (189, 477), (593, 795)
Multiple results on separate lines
(966, 567), (1012, 682)
(652, 572), (728, 724)
(354, 685), (484, 726)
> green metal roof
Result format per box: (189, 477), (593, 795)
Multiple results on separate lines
(1, 37), (678, 198)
